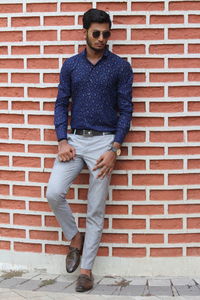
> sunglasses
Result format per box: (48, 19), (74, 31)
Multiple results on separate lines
(92, 30), (111, 39)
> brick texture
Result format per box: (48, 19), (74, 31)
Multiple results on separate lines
(0, 0), (199, 261)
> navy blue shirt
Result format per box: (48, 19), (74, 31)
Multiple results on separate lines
(54, 48), (133, 144)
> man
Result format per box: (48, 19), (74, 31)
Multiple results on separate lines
(46, 8), (133, 292)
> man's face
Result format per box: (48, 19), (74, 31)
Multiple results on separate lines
(84, 22), (111, 52)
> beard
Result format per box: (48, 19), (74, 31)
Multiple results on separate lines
(86, 34), (105, 53)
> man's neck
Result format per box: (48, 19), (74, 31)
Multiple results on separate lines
(86, 45), (105, 61)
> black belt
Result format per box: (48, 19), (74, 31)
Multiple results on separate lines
(71, 129), (115, 137)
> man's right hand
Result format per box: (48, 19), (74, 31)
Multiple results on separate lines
(58, 140), (76, 162)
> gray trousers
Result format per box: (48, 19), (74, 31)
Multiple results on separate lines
(46, 133), (114, 270)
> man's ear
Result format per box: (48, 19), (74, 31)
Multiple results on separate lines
(83, 29), (87, 39)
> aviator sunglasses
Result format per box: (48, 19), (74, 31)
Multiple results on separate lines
(92, 30), (111, 39)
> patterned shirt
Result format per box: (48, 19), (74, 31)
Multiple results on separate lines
(54, 47), (133, 144)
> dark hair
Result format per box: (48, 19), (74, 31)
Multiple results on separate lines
(83, 9), (111, 29)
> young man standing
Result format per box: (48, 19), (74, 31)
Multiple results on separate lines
(46, 9), (133, 292)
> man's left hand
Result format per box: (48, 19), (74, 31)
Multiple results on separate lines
(93, 151), (116, 179)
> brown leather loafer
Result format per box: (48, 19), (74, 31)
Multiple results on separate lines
(66, 234), (84, 273)
(75, 273), (94, 292)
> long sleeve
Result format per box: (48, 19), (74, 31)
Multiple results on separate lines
(114, 62), (133, 144)
(54, 61), (71, 141)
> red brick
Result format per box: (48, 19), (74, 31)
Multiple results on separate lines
(43, 102), (55, 111)
(78, 217), (108, 229)
(188, 131), (200, 142)
(111, 174), (128, 185)
(113, 247), (146, 257)
(44, 16), (74, 26)
(132, 2), (164, 10)
(133, 205), (164, 215)
(0, 4), (22, 13)
(113, 15), (146, 25)
(13, 156), (41, 168)
(0, 31), (22, 42)
(133, 87), (164, 98)
(150, 15), (184, 24)
(0, 101), (8, 109)
(14, 242), (42, 253)
(12, 17), (40, 27)
(61, 2), (92, 11)
(0, 128), (8, 139)
(133, 74), (146, 83)
(133, 147), (164, 156)
(169, 86), (200, 97)
(115, 160), (145, 171)
(70, 204), (87, 214)
(29, 201), (51, 212)
(43, 74), (59, 84)
(102, 233), (128, 243)
(150, 102), (183, 112)
(187, 247), (200, 256)
(0, 228), (25, 238)
(169, 28), (200, 39)
(150, 131), (183, 143)
(124, 131), (146, 142)
(45, 216), (59, 227)
(188, 159), (200, 169)
(150, 218), (182, 229)
(105, 205), (128, 215)
(28, 145), (56, 155)
(113, 44), (145, 55)
(150, 159), (183, 170)
(132, 58), (164, 69)
(27, 30), (57, 41)
(0, 241), (10, 250)
(44, 157), (55, 168)
(112, 219), (146, 229)
(187, 189), (200, 200)
(44, 45), (74, 54)
(12, 73), (40, 84)
(0, 184), (9, 195)
(13, 185), (41, 197)
(154, 197), (175, 213)
(0, 18), (7, 27)
(150, 72), (184, 82)
(169, 116), (200, 126)
(44, 129), (56, 141)
(0, 213), (10, 224)
(188, 101), (200, 111)
(12, 46), (40, 55)
(12, 128), (40, 140)
(28, 115), (53, 125)
(169, 1), (200, 10)
(172, 173), (200, 185)
(0, 170), (25, 181)
(28, 58), (58, 69)
(151, 248), (182, 257)
(150, 44), (184, 54)
(45, 244), (67, 255)
(187, 217), (200, 229)
(132, 29), (164, 40)
(113, 189), (146, 201)
(27, 3), (57, 12)
(61, 30), (84, 41)
(97, 247), (109, 256)
(169, 204), (200, 214)
(189, 15), (200, 23)
(30, 230), (58, 240)
(0, 74), (8, 82)
(133, 117), (164, 128)
(29, 172), (50, 183)
(0, 199), (25, 210)
(0, 88), (24, 98)
(0, 59), (23, 69)
(169, 233), (200, 243)
(0, 143), (24, 152)
(0, 155), (9, 166)
(28, 87), (57, 98)
(133, 234), (164, 243)
(0, 46), (8, 55)
(169, 58), (200, 68)
(97, 2), (127, 11)
(169, 146), (200, 155)
(14, 214), (41, 226)
(12, 101), (40, 111)
(188, 44), (200, 54)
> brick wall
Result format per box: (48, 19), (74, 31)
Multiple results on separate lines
(1, 0), (200, 272)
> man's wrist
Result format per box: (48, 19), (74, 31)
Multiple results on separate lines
(58, 138), (68, 143)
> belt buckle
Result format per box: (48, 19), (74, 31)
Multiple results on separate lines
(83, 130), (93, 137)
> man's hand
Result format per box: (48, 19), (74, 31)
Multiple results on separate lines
(93, 151), (117, 179)
(58, 139), (76, 162)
